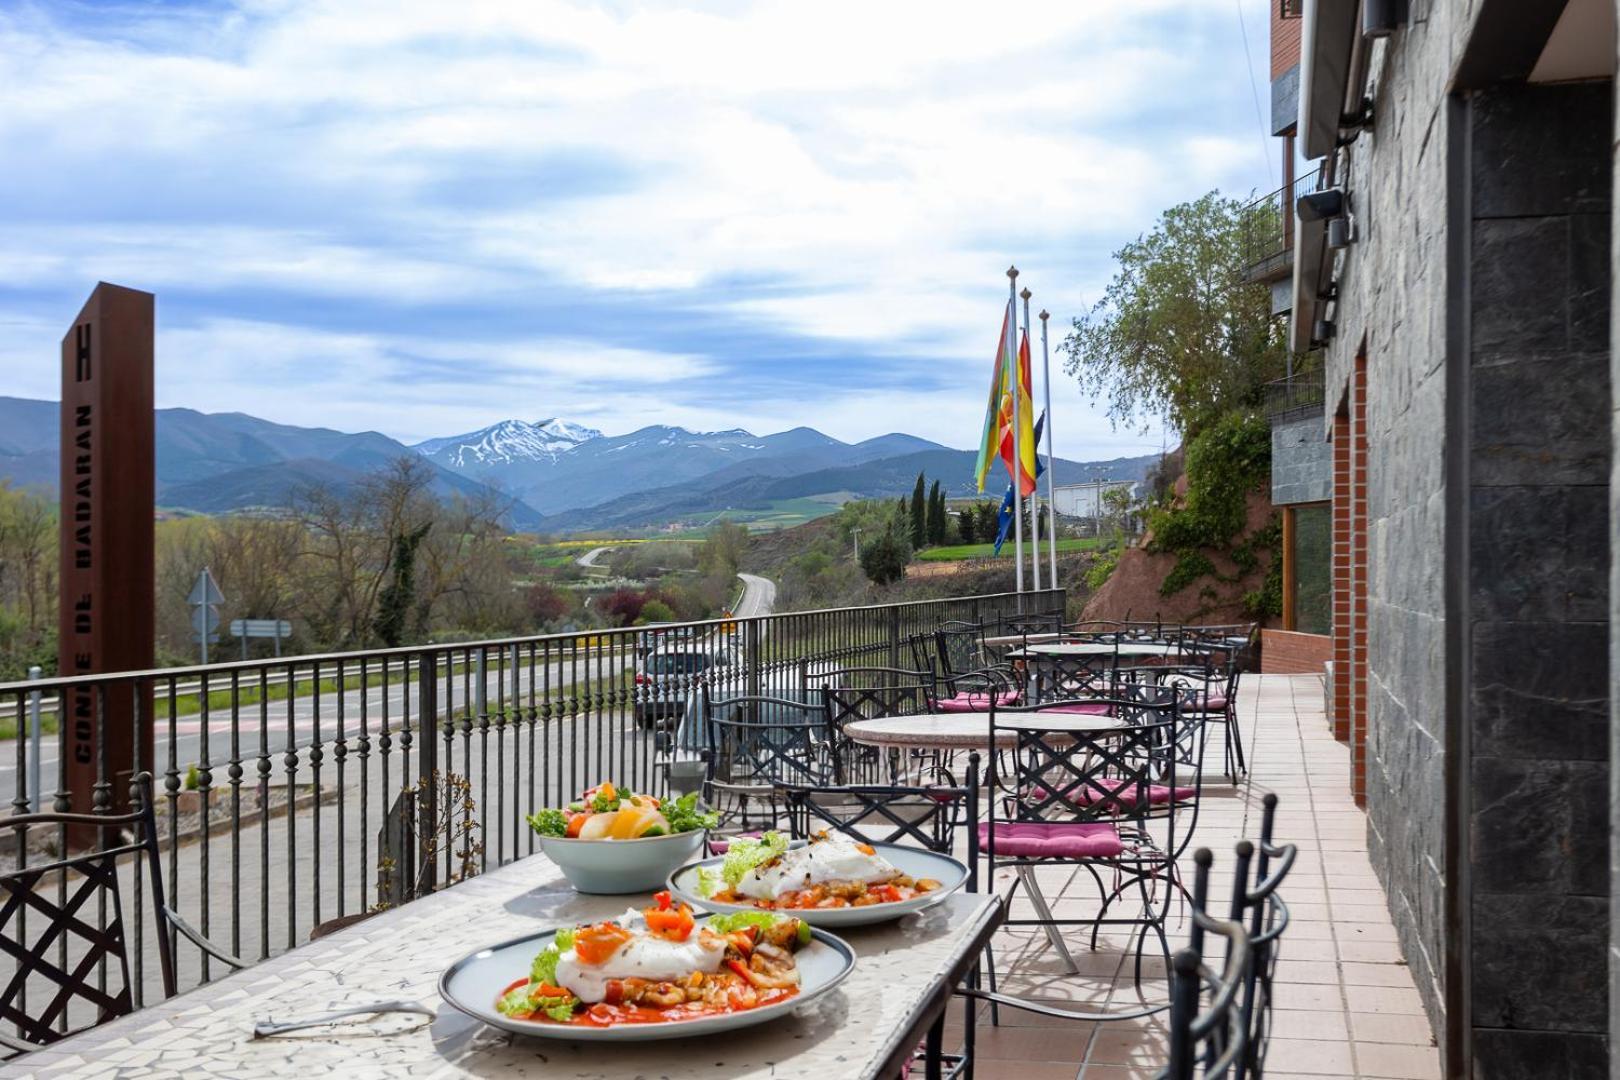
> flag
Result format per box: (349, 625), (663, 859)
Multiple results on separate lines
(973, 301), (1014, 492)
(997, 330), (1038, 496)
(992, 412), (1046, 556)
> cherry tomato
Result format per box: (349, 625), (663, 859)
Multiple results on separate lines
(645, 902), (695, 942)
(566, 813), (589, 838)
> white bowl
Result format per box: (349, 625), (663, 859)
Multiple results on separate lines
(536, 829), (708, 894)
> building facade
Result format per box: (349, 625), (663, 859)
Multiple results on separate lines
(1265, 2), (1614, 1075)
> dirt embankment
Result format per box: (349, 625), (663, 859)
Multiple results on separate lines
(1081, 487), (1276, 626)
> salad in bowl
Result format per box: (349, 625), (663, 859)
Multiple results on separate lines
(669, 831), (968, 926)
(527, 782), (718, 893)
(494, 894), (815, 1027)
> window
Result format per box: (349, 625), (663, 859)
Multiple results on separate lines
(1284, 503), (1331, 634)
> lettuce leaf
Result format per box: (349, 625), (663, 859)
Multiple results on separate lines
(525, 809), (569, 837)
(721, 831), (788, 889)
(695, 866), (720, 898)
(496, 982), (579, 1021)
(530, 927), (576, 987)
(704, 910), (783, 934)
(663, 791), (720, 834)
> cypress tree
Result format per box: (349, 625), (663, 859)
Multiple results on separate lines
(927, 480), (946, 545)
(910, 472), (927, 549)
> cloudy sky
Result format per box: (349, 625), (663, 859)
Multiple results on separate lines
(0, 0), (1278, 461)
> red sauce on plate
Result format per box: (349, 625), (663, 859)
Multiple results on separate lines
(495, 978), (797, 1027)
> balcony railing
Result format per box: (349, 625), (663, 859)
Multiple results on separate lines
(1239, 166), (1321, 284)
(0, 588), (1063, 1015)
(1265, 370), (1326, 423)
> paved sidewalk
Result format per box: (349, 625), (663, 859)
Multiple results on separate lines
(957, 673), (1443, 1080)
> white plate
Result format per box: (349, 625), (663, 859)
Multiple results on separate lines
(438, 918), (856, 1042)
(666, 842), (968, 927)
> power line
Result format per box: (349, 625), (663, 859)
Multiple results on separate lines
(1234, 0), (1275, 181)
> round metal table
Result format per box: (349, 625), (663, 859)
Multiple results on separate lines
(844, 710), (1127, 751)
(1007, 641), (1183, 660)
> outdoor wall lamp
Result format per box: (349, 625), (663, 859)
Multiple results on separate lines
(1328, 215), (1354, 249)
(1363, 0), (1407, 38)
(1297, 188), (1345, 222)
(1314, 317), (1337, 343)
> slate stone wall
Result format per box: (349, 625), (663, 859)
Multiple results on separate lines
(1270, 414), (1331, 506)
(1466, 80), (1612, 1076)
(1318, 12), (1460, 1033)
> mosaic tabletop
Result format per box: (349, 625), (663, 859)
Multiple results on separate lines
(0, 852), (999, 1079)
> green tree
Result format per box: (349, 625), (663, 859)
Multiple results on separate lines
(372, 522), (431, 647)
(698, 520), (749, 579)
(1061, 190), (1287, 438)
(976, 501), (1000, 545)
(909, 472), (927, 549)
(860, 519), (912, 586)
(926, 481), (947, 546)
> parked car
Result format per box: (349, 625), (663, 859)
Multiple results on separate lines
(634, 647), (734, 728)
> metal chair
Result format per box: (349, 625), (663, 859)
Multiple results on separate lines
(983, 695), (1191, 987)
(774, 756), (981, 1080)
(699, 687), (839, 836)
(0, 774), (245, 1057)
(1229, 794), (1297, 1080)
(810, 667), (936, 784)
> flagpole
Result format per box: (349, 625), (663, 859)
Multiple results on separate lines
(1020, 286), (1040, 594)
(1006, 266), (1023, 597)
(1039, 308), (1058, 584)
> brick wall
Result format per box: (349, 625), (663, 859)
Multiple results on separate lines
(1270, 2), (1300, 78)
(1350, 354), (1369, 808)
(1331, 407), (1351, 742)
(1260, 628), (1331, 673)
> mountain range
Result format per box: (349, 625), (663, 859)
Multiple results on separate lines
(0, 396), (1158, 533)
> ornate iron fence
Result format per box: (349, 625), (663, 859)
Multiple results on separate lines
(0, 587), (1063, 1012)
(1239, 166), (1322, 283)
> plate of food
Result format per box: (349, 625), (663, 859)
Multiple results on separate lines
(439, 892), (855, 1040)
(666, 831), (968, 927)
(527, 782), (718, 893)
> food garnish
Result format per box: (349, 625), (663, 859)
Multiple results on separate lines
(525, 783), (718, 841)
(495, 905), (809, 1027)
(701, 832), (943, 910)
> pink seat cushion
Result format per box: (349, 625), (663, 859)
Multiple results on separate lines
(938, 690), (1020, 712)
(977, 820), (1125, 858)
(1184, 693), (1229, 712)
(1073, 777), (1197, 808)
(1041, 701), (1113, 715)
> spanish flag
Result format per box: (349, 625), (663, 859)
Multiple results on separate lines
(998, 330), (1038, 496)
(972, 302), (1013, 492)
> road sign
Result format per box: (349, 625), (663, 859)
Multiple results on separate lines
(191, 605), (220, 642)
(187, 568), (224, 606)
(189, 567), (225, 663)
(231, 617), (291, 659)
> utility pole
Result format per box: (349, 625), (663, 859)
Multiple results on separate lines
(852, 527), (861, 561)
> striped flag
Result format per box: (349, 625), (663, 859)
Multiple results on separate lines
(972, 301), (1014, 492)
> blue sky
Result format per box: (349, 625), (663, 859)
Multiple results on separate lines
(0, 0), (1279, 461)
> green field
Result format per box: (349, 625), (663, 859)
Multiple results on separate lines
(674, 496), (845, 532)
(916, 537), (1107, 562)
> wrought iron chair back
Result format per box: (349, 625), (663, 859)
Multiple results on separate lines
(989, 702), (1175, 826)
(812, 668), (936, 782)
(1162, 848), (1253, 1080)
(0, 777), (171, 1054)
(773, 752), (979, 880)
(933, 622), (987, 680)
(700, 688), (840, 810)
(1026, 650), (1117, 702)
(1228, 794), (1296, 1080)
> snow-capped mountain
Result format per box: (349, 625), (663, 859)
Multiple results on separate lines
(412, 418), (603, 469)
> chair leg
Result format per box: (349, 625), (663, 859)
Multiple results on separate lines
(1227, 706), (1247, 776)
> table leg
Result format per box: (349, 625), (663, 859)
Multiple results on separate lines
(1017, 865), (1079, 975)
(925, 1012), (945, 1080)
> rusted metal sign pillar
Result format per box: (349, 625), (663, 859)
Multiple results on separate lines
(57, 283), (154, 820)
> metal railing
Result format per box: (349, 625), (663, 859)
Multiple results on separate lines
(1264, 370), (1326, 423)
(0, 587), (1063, 1014)
(1239, 166), (1321, 284)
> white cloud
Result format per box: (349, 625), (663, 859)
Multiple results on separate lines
(0, 0), (1266, 462)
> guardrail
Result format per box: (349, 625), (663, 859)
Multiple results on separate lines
(1264, 370), (1326, 423)
(0, 588), (1063, 1011)
(1239, 166), (1321, 284)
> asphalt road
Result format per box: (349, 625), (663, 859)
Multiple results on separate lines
(0, 572), (777, 808)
